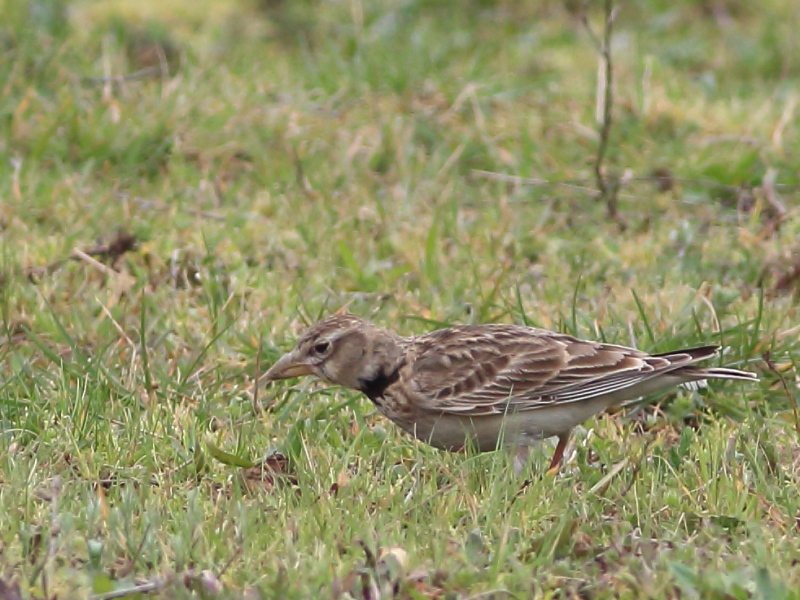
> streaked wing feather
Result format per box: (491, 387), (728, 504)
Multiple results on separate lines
(407, 325), (714, 416)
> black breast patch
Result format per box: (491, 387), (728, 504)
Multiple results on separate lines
(357, 364), (402, 403)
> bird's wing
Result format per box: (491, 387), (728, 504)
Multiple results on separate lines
(404, 325), (713, 416)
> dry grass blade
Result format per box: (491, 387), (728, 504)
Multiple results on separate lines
(588, 457), (630, 495)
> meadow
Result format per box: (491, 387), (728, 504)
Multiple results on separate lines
(1, 0), (799, 598)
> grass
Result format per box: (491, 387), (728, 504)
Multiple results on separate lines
(1, 0), (799, 597)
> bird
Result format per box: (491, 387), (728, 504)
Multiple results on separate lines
(263, 314), (757, 472)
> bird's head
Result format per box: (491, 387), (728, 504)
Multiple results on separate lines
(263, 314), (404, 392)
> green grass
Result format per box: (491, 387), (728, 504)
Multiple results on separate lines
(1, 0), (799, 597)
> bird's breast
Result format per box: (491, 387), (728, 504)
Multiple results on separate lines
(356, 363), (403, 402)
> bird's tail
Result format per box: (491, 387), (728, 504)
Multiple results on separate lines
(653, 345), (758, 382)
(679, 366), (759, 382)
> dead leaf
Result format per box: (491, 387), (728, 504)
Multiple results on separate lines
(651, 167), (674, 192)
(82, 229), (139, 267)
(329, 471), (351, 496)
(240, 453), (297, 493)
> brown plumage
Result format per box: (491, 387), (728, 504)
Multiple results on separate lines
(264, 314), (757, 471)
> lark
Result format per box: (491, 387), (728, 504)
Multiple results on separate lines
(264, 314), (757, 471)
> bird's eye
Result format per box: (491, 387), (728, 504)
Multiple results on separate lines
(313, 342), (330, 354)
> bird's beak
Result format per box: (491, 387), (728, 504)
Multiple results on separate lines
(263, 351), (314, 382)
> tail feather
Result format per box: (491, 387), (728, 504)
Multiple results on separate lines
(654, 345), (758, 382)
(680, 366), (759, 381)
(653, 345), (719, 360)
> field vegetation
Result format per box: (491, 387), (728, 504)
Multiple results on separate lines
(1, 0), (799, 598)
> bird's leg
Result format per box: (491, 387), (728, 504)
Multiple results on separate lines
(547, 433), (570, 474)
(512, 445), (529, 478)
